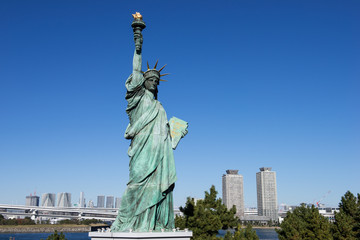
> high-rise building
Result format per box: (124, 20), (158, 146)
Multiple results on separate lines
(79, 192), (85, 208)
(25, 195), (40, 206)
(222, 170), (244, 217)
(41, 193), (56, 207)
(106, 196), (114, 208)
(97, 195), (105, 208)
(57, 192), (72, 207)
(256, 167), (278, 221)
(88, 200), (94, 208)
(115, 197), (122, 209)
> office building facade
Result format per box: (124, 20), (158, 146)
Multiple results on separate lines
(57, 192), (72, 207)
(222, 170), (244, 217)
(115, 197), (122, 209)
(41, 193), (56, 207)
(256, 167), (278, 221)
(79, 192), (85, 208)
(25, 195), (40, 206)
(88, 200), (94, 208)
(106, 196), (114, 208)
(97, 195), (105, 208)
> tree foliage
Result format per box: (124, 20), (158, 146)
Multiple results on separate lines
(45, 230), (67, 240)
(332, 191), (360, 240)
(276, 203), (333, 240)
(57, 218), (103, 225)
(175, 185), (238, 240)
(0, 216), (35, 225)
(224, 225), (259, 240)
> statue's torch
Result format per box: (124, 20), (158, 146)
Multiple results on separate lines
(131, 12), (146, 52)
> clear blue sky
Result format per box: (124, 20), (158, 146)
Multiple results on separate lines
(0, 0), (359, 208)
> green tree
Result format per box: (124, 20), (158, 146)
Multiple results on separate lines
(58, 219), (79, 225)
(223, 225), (259, 240)
(0, 215), (35, 225)
(224, 230), (233, 240)
(81, 218), (103, 225)
(46, 230), (67, 240)
(332, 191), (360, 240)
(236, 225), (259, 240)
(203, 186), (238, 230)
(276, 203), (333, 240)
(0, 214), (4, 225)
(175, 185), (238, 240)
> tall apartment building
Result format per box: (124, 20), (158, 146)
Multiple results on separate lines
(57, 192), (72, 207)
(256, 167), (278, 221)
(115, 197), (122, 209)
(41, 193), (56, 207)
(97, 195), (105, 208)
(25, 195), (40, 206)
(106, 196), (114, 208)
(79, 192), (85, 208)
(222, 170), (244, 217)
(88, 200), (94, 208)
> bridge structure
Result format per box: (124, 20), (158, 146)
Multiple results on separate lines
(0, 204), (182, 222)
(0, 204), (118, 222)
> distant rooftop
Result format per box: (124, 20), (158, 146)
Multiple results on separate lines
(226, 170), (239, 174)
(259, 167), (272, 171)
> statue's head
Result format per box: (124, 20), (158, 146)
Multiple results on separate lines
(143, 61), (169, 98)
(144, 70), (160, 94)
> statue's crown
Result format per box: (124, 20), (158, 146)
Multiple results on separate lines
(143, 60), (169, 82)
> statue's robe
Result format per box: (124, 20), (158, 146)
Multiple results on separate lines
(111, 74), (176, 232)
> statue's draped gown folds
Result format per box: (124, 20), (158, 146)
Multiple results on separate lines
(111, 50), (176, 232)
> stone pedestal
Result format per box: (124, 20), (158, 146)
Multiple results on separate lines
(89, 231), (193, 240)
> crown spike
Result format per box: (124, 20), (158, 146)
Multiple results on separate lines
(160, 73), (170, 77)
(159, 79), (168, 82)
(154, 60), (159, 69)
(147, 61), (150, 70)
(158, 64), (167, 72)
(140, 70), (144, 74)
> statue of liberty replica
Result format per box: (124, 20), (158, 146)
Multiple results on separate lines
(111, 13), (188, 232)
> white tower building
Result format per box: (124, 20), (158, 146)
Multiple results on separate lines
(115, 197), (122, 209)
(79, 192), (85, 208)
(256, 167), (278, 221)
(106, 196), (114, 208)
(57, 192), (72, 207)
(97, 195), (105, 208)
(222, 170), (244, 217)
(41, 193), (56, 207)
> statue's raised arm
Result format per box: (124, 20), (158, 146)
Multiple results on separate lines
(130, 12), (146, 86)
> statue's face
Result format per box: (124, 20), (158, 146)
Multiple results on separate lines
(144, 76), (159, 93)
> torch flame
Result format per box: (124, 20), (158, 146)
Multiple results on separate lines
(132, 12), (143, 20)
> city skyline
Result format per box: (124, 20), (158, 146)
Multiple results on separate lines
(5, 165), (343, 210)
(21, 191), (123, 208)
(0, 1), (359, 208)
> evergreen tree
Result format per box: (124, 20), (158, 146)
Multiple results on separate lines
(45, 230), (67, 240)
(356, 193), (360, 239)
(332, 191), (360, 240)
(223, 224), (259, 240)
(175, 185), (238, 240)
(203, 186), (238, 230)
(276, 203), (333, 240)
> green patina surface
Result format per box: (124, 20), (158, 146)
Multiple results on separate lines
(111, 14), (187, 232)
